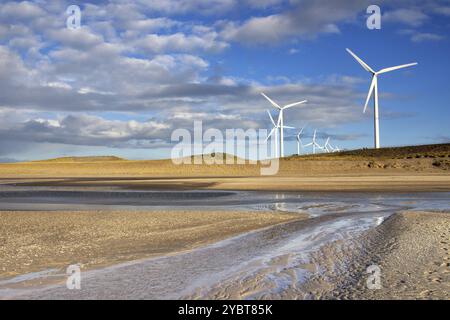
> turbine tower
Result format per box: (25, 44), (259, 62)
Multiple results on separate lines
(346, 48), (417, 149)
(261, 92), (307, 157)
(266, 110), (280, 158)
(266, 110), (294, 158)
(296, 127), (305, 155)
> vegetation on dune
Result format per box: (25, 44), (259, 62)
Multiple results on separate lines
(285, 143), (450, 161)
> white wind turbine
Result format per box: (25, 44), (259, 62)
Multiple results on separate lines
(324, 137), (332, 153)
(346, 48), (417, 149)
(303, 130), (324, 154)
(296, 127), (306, 155)
(323, 137), (341, 153)
(266, 110), (294, 158)
(261, 92), (307, 157)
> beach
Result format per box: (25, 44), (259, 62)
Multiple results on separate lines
(336, 211), (450, 299)
(1, 144), (449, 192)
(297, 211), (450, 300)
(0, 210), (302, 280)
(0, 145), (449, 299)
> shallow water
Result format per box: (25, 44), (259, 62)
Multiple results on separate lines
(0, 187), (448, 299)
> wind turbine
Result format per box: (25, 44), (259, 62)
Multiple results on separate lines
(323, 137), (341, 153)
(265, 110), (280, 158)
(296, 127), (306, 155)
(261, 92), (307, 157)
(346, 48), (417, 149)
(331, 145), (341, 152)
(324, 137), (332, 153)
(303, 130), (324, 154)
(266, 110), (295, 158)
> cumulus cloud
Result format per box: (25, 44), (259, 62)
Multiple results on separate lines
(133, 0), (236, 15)
(0, 0), (433, 158)
(0, 114), (171, 148)
(383, 8), (429, 27)
(410, 32), (445, 42)
(135, 32), (228, 53)
(0, 1), (46, 21)
(221, 0), (370, 44)
(398, 29), (445, 43)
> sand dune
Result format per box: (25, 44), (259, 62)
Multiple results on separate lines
(0, 143), (449, 179)
(1, 144), (449, 192)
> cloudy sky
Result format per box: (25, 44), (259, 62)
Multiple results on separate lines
(0, 0), (449, 161)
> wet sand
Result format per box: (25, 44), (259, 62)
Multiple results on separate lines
(3, 175), (450, 192)
(301, 211), (450, 299)
(0, 210), (303, 279)
(1, 209), (449, 299)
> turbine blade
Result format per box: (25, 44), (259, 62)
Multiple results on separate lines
(265, 127), (276, 142)
(299, 127), (304, 135)
(346, 48), (375, 74)
(377, 62), (418, 74)
(276, 111), (282, 127)
(284, 126), (295, 129)
(261, 92), (282, 109)
(364, 76), (376, 113)
(266, 110), (276, 127)
(284, 100), (307, 109)
(304, 143), (313, 147)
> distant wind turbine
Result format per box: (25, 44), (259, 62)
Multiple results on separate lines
(323, 137), (340, 153)
(324, 137), (331, 153)
(346, 48), (417, 149)
(261, 92), (307, 157)
(303, 130), (324, 154)
(296, 127), (306, 155)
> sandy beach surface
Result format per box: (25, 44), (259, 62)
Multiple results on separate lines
(300, 211), (450, 300)
(0, 145), (448, 299)
(1, 209), (448, 299)
(0, 210), (303, 280)
(6, 175), (448, 192)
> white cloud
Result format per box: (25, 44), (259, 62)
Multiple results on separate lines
(221, 0), (368, 44)
(0, 1), (46, 21)
(47, 27), (104, 50)
(398, 29), (445, 43)
(134, 0), (236, 15)
(245, 0), (284, 9)
(383, 8), (429, 27)
(411, 32), (445, 42)
(135, 32), (228, 53)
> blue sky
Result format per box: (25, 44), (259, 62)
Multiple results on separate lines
(0, 0), (449, 161)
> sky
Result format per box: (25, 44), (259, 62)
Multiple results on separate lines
(0, 0), (449, 161)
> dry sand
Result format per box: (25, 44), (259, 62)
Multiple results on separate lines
(302, 211), (450, 300)
(0, 210), (303, 279)
(1, 144), (449, 192)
